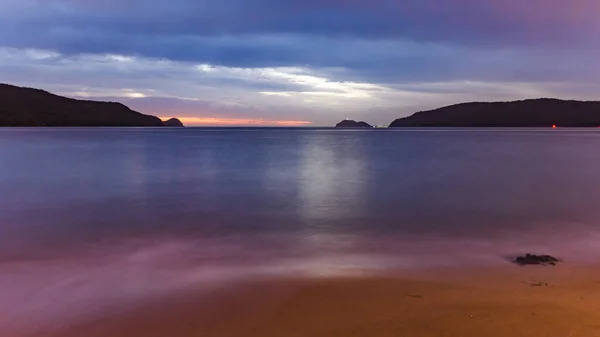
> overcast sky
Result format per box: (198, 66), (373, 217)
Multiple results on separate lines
(2, 0), (600, 125)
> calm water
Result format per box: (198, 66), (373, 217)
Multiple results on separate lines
(2, 127), (600, 333)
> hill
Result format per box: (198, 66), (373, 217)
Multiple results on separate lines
(163, 118), (184, 127)
(336, 120), (372, 128)
(389, 99), (600, 127)
(0, 83), (166, 127)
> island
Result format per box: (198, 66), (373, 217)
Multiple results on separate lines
(0, 83), (183, 127)
(335, 119), (372, 128)
(163, 118), (184, 127)
(389, 98), (600, 127)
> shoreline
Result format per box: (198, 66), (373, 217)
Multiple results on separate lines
(46, 264), (600, 337)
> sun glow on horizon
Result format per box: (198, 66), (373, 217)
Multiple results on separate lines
(160, 117), (313, 126)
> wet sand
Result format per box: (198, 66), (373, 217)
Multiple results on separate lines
(46, 265), (600, 337)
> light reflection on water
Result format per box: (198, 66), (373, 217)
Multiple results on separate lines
(2, 128), (600, 334)
(299, 133), (368, 222)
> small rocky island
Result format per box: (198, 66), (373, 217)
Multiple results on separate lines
(163, 118), (184, 127)
(389, 99), (600, 127)
(335, 119), (372, 128)
(0, 83), (184, 127)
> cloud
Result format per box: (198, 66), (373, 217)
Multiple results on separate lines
(4, 0), (600, 46)
(3, 46), (600, 125)
(1, 48), (404, 124)
(1, 1), (600, 125)
(2, 0), (600, 65)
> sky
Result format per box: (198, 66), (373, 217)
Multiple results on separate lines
(1, 0), (600, 126)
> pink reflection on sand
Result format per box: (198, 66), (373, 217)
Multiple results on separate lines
(2, 225), (600, 335)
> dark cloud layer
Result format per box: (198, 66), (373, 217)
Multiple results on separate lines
(2, 0), (599, 66)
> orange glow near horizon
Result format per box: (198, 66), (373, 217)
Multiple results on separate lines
(552, 124), (557, 128)
(160, 117), (313, 126)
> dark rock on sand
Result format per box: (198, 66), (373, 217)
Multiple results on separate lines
(514, 254), (561, 266)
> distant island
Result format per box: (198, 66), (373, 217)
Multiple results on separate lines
(389, 99), (600, 127)
(163, 118), (184, 127)
(336, 120), (372, 128)
(0, 83), (183, 127)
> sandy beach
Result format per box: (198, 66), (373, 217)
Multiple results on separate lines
(46, 265), (600, 337)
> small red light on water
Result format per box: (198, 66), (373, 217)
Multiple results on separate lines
(552, 125), (557, 128)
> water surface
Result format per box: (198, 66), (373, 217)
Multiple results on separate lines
(2, 127), (600, 333)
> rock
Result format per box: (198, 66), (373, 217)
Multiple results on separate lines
(513, 254), (561, 266)
(335, 120), (372, 128)
(163, 118), (184, 127)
